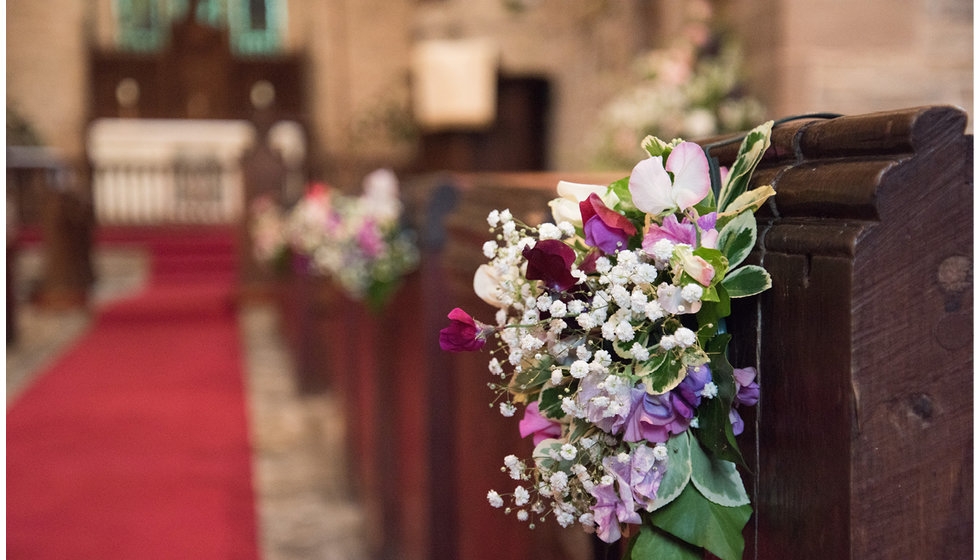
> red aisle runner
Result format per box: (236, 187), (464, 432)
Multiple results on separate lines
(7, 230), (259, 559)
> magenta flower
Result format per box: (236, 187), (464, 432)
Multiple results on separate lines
(518, 401), (562, 445)
(523, 239), (578, 292)
(438, 308), (489, 352)
(579, 193), (638, 254)
(642, 212), (719, 250)
(356, 219), (384, 257)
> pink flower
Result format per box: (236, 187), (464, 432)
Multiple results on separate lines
(518, 401), (562, 445)
(438, 308), (489, 352)
(579, 193), (637, 254)
(628, 142), (711, 215)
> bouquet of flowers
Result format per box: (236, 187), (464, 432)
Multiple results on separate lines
(253, 169), (420, 310)
(440, 122), (775, 559)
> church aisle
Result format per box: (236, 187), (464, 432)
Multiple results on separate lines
(7, 234), (367, 559)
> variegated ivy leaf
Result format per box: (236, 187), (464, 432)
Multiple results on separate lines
(648, 431), (692, 511)
(716, 121), (773, 213)
(716, 185), (776, 224)
(721, 265), (772, 298)
(689, 434), (750, 507)
(641, 135), (681, 158)
(716, 210), (757, 270)
(642, 353), (687, 395)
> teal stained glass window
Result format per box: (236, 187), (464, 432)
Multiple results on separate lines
(114, 0), (284, 54)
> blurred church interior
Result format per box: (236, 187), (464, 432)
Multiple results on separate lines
(6, 1), (973, 559)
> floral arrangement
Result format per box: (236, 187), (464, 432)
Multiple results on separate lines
(440, 122), (775, 559)
(249, 169), (420, 310)
(591, 0), (764, 170)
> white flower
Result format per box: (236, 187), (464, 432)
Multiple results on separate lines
(570, 360), (590, 379)
(558, 221), (576, 237)
(520, 334), (544, 351)
(653, 444), (669, 462)
(550, 368), (564, 385)
(674, 327), (697, 348)
(635, 262), (659, 283)
(681, 283), (704, 303)
(690, 417), (700, 429)
(487, 210), (501, 227)
(500, 402), (517, 417)
(487, 490), (504, 508)
(567, 300), (586, 315)
(473, 264), (506, 308)
(630, 343), (650, 361)
(575, 344), (592, 361)
(700, 381), (718, 399)
(503, 454), (520, 468)
(600, 474), (614, 486)
(559, 444), (577, 461)
(548, 181), (617, 226)
(549, 471), (569, 494)
(595, 257), (612, 274)
(650, 238), (675, 261)
(499, 209), (513, 223)
(593, 350), (612, 367)
(601, 321), (617, 341)
(555, 511), (576, 527)
(488, 358), (503, 376)
(578, 512), (595, 527)
(483, 240), (498, 258)
(536, 294), (553, 311)
(538, 223), (562, 240)
(660, 335), (677, 350)
(644, 300), (665, 321)
(576, 313), (597, 329)
(514, 485), (530, 506)
(549, 300), (567, 317)
(615, 320), (635, 342)
(516, 510), (529, 521)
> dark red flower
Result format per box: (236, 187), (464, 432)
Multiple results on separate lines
(439, 308), (488, 352)
(522, 239), (578, 292)
(579, 193), (637, 254)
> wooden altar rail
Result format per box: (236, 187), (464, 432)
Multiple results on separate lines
(275, 105), (971, 560)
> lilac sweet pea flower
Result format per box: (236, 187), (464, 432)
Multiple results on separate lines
(523, 239), (578, 292)
(628, 142), (711, 215)
(518, 401), (562, 445)
(438, 308), (490, 352)
(730, 367), (760, 436)
(579, 193), (638, 254)
(671, 364), (712, 419)
(590, 457), (642, 543)
(603, 444), (668, 512)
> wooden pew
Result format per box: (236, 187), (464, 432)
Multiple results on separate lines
(711, 105), (973, 559)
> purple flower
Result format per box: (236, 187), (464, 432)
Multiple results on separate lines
(438, 308), (488, 352)
(579, 193), (637, 254)
(642, 212), (719, 251)
(356, 219), (384, 257)
(577, 371), (633, 435)
(729, 367), (759, 436)
(518, 401), (562, 445)
(671, 364), (712, 419)
(523, 239), (578, 292)
(622, 389), (689, 444)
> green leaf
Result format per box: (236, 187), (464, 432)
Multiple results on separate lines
(716, 121), (773, 213)
(607, 176), (632, 208)
(641, 353), (687, 395)
(635, 351), (668, 378)
(538, 386), (565, 420)
(649, 431), (692, 511)
(689, 434), (750, 507)
(722, 265), (772, 298)
(694, 334), (746, 467)
(650, 483), (753, 560)
(696, 285), (731, 344)
(630, 524), (702, 560)
(716, 211), (757, 269)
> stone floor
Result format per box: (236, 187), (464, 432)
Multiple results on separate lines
(7, 247), (368, 560)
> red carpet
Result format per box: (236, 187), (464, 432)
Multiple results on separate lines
(7, 227), (259, 559)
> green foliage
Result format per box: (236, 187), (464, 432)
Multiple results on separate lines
(649, 431), (692, 511)
(694, 335), (746, 467)
(538, 386), (565, 420)
(639, 353), (687, 395)
(629, 524), (702, 560)
(716, 211), (757, 269)
(689, 435), (750, 507)
(716, 121), (773, 213)
(722, 265), (771, 298)
(649, 483), (753, 560)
